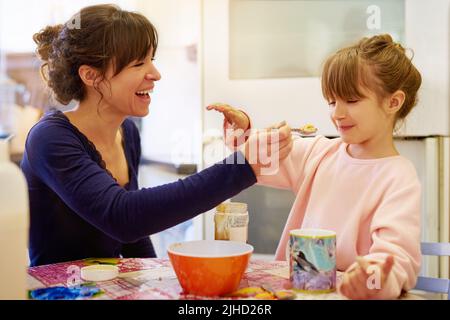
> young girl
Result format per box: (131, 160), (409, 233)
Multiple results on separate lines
(22, 4), (292, 267)
(208, 34), (422, 299)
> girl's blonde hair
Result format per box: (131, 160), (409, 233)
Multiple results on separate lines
(321, 34), (422, 128)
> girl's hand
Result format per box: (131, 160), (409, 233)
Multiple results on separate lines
(207, 103), (250, 131)
(339, 255), (395, 300)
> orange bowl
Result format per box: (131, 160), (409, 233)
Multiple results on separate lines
(168, 240), (253, 297)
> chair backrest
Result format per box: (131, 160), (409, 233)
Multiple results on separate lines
(414, 242), (450, 299)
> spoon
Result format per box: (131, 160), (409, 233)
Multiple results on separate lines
(291, 125), (318, 137)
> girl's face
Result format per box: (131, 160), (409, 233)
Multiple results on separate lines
(98, 51), (161, 118)
(328, 86), (392, 145)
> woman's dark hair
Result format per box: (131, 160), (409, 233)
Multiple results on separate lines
(33, 4), (158, 105)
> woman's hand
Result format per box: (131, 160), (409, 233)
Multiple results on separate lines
(206, 103), (292, 176)
(339, 255), (395, 300)
(242, 121), (293, 176)
(207, 103), (250, 131)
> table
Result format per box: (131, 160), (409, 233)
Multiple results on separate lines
(27, 258), (422, 300)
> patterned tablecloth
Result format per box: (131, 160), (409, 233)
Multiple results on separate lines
(27, 258), (420, 300)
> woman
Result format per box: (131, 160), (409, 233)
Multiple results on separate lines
(22, 4), (292, 266)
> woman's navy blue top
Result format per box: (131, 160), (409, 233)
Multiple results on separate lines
(21, 111), (256, 266)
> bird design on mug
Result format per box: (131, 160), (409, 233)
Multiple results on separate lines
(294, 251), (319, 275)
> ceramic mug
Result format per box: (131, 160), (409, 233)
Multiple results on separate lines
(288, 228), (336, 293)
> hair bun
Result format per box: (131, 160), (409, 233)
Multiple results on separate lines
(392, 41), (406, 53)
(358, 34), (406, 54)
(33, 24), (63, 61)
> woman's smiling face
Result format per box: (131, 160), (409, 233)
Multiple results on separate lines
(98, 50), (161, 118)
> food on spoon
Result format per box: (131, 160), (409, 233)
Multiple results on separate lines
(291, 123), (318, 136)
(299, 123), (317, 134)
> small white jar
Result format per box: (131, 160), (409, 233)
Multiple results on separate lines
(214, 202), (249, 243)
